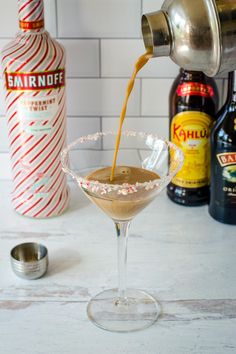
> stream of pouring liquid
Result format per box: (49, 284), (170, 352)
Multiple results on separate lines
(110, 49), (153, 181)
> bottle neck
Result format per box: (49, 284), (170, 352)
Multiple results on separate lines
(18, 0), (45, 33)
(180, 69), (205, 82)
(227, 71), (236, 103)
(233, 71), (236, 101)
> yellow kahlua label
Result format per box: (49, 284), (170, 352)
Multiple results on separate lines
(171, 111), (213, 188)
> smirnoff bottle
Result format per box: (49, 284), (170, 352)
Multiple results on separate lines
(1, 0), (69, 218)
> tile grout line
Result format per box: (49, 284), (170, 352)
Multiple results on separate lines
(65, 76), (180, 79)
(55, 0), (59, 38)
(141, 0), (143, 15)
(52, 37), (142, 40)
(55, 76), (226, 80)
(100, 117), (104, 150)
(140, 78), (143, 116)
(0, 147), (167, 153)
(140, 0), (143, 39)
(0, 117), (168, 119)
(99, 39), (102, 78)
(0, 37), (142, 40)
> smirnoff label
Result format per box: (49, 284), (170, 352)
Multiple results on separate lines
(19, 96), (58, 120)
(171, 111), (213, 188)
(217, 153), (236, 167)
(5, 69), (65, 91)
(19, 95), (58, 136)
(177, 82), (214, 98)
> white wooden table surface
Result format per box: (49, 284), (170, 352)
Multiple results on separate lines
(0, 180), (236, 354)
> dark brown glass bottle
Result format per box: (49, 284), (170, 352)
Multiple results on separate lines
(209, 71), (236, 224)
(167, 69), (219, 206)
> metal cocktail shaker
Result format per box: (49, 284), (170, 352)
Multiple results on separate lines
(142, 0), (236, 76)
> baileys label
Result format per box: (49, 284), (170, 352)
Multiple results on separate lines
(217, 153), (236, 184)
(217, 153), (236, 167)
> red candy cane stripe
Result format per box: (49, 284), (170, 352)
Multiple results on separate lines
(19, 0), (35, 13)
(13, 124), (65, 192)
(31, 174), (65, 217)
(7, 35), (38, 68)
(19, 0), (43, 19)
(13, 159), (61, 202)
(11, 98), (65, 169)
(22, 1), (42, 21)
(13, 131), (67, 216)
(15, 160), (62, 211)
(12, 129), (66, 208)
(2, 0), (69, 218)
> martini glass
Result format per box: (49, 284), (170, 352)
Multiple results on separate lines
(61, 131), (184, 332)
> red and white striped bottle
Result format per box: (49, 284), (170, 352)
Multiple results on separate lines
(1, 0), (69, 218)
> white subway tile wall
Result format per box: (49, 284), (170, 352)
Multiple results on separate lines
(0, 0), (227, 180)
(57, 0), (141, 38)
(101, 39), (179, 78)
(102, 117), (169, 149)
(59, 40), (99, 77)
(67, 78), (141, 116)
(143, 0), (164, 13)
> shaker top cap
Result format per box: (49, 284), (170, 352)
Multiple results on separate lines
(142, 11), (171, 58)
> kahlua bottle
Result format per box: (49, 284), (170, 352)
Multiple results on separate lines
(167, 69), (219, 206)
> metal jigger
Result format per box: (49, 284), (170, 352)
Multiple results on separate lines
(11, 242), (48, 280)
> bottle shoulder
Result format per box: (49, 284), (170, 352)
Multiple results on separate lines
(169, 73), (219, 114)
(1, 31), (65, 70)
(170, 95), (217, 117)
(211, 107), (236, 145)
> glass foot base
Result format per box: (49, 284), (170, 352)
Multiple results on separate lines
(87, 288), (161, 332)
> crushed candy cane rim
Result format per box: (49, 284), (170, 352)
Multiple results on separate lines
(60, 131), (184, 194)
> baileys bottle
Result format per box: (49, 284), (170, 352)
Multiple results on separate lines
(209, 71), (236, 224)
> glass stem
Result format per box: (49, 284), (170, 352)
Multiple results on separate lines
(115, 221), (130, 300)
